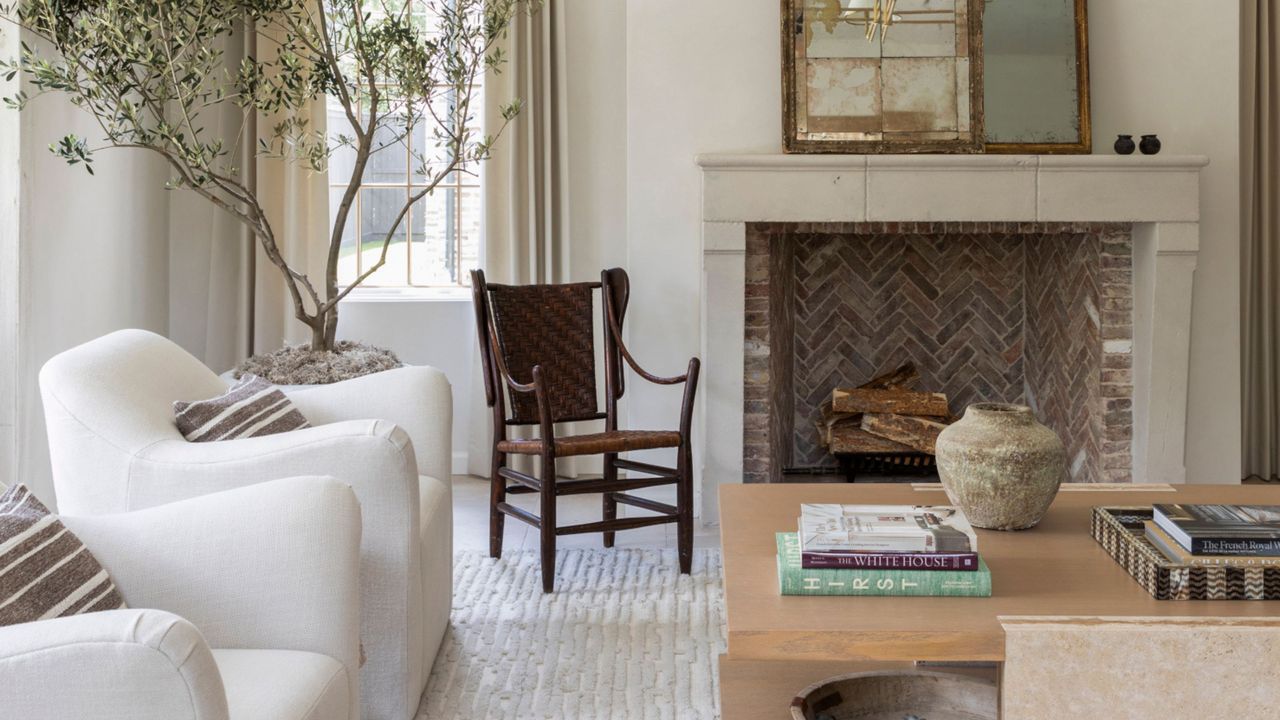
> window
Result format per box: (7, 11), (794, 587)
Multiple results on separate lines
(326, 7), (483, 289)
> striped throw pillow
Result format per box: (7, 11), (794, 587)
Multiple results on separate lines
(174, 374), (311, 442)
(0, 484), (126, 627)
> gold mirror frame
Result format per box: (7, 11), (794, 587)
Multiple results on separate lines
(985, 0), (1091, 154)
(781, 0), (986, 154)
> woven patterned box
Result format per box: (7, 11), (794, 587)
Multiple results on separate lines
(1091, 506), (1280, 600)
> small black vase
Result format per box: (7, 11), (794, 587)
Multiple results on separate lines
(1139, 134), (1162, 155)
(1114, 135), (1136, 155)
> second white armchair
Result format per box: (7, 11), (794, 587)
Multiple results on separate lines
(0, 476), (362, 720)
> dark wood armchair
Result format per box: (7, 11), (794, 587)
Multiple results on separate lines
(471, 268), (701, 592)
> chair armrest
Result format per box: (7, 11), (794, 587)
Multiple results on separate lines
(0, 609), (229, 720)
(62, 477), (362, 693)
(282, 365), (453, 482)
(604, 303), (695, 386)
(128, 418), (419, 509)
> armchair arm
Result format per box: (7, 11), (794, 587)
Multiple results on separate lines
(62, 477), (361, 678)
(128, 418), (419, 510)
(0, 609), (229, 720)
(282, 365), (452, 482)
(604, 296), (695, 386)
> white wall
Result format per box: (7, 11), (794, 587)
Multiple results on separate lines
(621, 0), (1242, 485)
(1088, 1), (1241, 482)
(621, 0), (787, 504)
(565, 0), (629, 276)
(337, 298), (476, 474)
(624, 0), (779, 478)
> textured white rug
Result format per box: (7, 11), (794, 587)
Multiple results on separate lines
(417, 548), (726, 719)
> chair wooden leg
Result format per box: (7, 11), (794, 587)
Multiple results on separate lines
(677, 443), (693, 574)
(602, 452), (618, 548)
(489, 450), (506, 559)
(540, 452), (558, 593)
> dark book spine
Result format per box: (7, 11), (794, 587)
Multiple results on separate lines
(801, 551), (980, 571)
(1188, 537), (1280, 557)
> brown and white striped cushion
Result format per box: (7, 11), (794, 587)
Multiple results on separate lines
(174, 374), (311, 442)
(0, 484), (126, 627)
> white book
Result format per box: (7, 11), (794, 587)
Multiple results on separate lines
(798, 504), (978, 554)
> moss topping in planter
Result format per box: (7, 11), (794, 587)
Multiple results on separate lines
(235, 342), (403, 385)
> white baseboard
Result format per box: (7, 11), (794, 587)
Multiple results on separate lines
(451, 451), (468, 476)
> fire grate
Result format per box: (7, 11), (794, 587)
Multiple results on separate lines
(783, 452), (939, 483)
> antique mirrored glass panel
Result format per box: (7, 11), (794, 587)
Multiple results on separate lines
(984, 0), (1090, 153)
(783, 0), (984, 153)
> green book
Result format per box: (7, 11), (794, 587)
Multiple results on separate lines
(776, 533), (992, 597)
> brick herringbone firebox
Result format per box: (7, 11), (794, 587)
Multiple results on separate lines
(743, 221), (1135, 485)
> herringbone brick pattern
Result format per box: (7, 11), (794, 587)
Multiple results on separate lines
(742, 222), (1135, 482)
(791, 232), (1028, 466)
(1025, 233), (1104, 482)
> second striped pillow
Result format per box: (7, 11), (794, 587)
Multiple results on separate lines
(0, 484), (127, 627)
(174, 375), (311, 442)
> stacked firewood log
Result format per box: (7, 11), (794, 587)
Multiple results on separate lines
(816, 363), (954, 456)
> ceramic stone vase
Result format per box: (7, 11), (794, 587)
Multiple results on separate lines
(935, 403), (1065, 531)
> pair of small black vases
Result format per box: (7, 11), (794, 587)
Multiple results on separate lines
(1114, 134), (1161, 155)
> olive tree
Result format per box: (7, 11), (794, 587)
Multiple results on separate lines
(1, 0), (529, 349)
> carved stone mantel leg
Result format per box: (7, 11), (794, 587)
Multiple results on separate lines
(700, 221), (747, 523)
(1131, 222), (1199, 485)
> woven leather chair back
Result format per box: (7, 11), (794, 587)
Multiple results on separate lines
(485, 282), (600, 424)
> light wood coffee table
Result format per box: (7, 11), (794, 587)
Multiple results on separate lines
(718, 482), (1280, 718)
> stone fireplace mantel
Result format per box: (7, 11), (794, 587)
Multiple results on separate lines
(697, 153), (1207, 522)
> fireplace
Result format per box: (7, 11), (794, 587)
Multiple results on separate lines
(698, 154), (1205, 522)
(743, 221), (1134, 485)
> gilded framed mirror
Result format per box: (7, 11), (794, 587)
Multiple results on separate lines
(781, 0), (985, 154)
(983, 0), (1091, 153)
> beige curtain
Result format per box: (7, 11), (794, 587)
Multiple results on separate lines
(1243, 1), (1280, 482)
(168, 23), (327, 365)
(166, 30), (253, 372)
(481, 1), (571, 285)
(168, 180), (252, 373)
(252, 125), (328, 354)
(465, 1), (579, 477)
(250, 26), (330, 355)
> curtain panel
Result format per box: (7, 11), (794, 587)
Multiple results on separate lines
(166, 28), (254, 373)
(1243, 1), (1279, 482)
(250, 25), (330, 355)
(167, 23), (327, 368)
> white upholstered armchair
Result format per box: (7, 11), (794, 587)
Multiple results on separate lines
(39, 329), (454, 720)
(0, 476), (362, 720)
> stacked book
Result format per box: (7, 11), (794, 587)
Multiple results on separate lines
(1146, 503), (1280, 565)
(777, 504), (991, 597)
